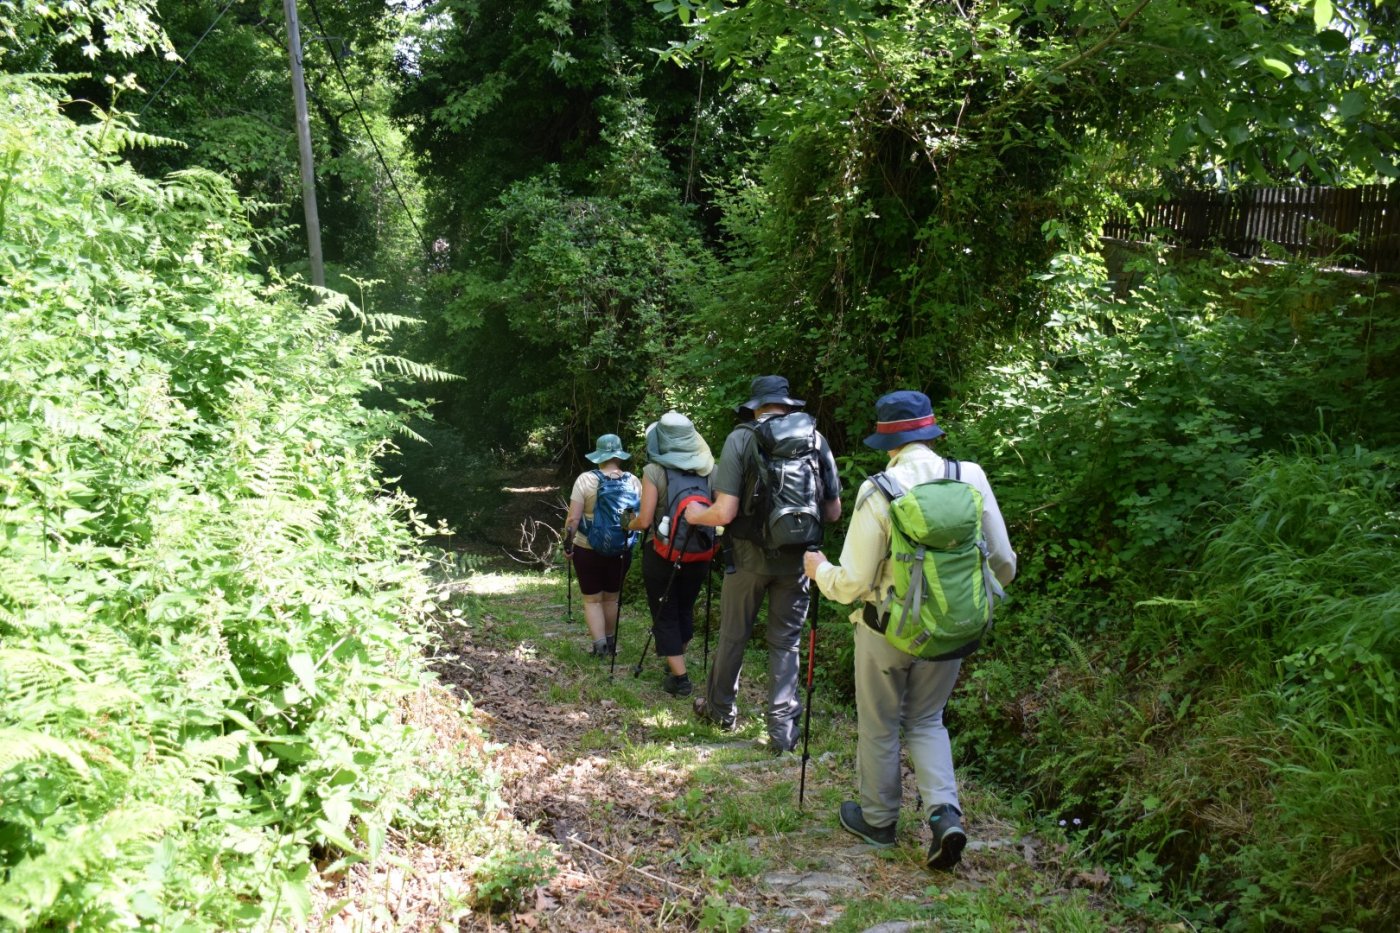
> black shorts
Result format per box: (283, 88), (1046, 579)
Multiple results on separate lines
(572, 546), (627, 595)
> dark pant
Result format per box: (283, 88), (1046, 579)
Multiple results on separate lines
(703, 565), (809, 749)
(642, 547), (709, 656)
(572, 546), (627, 595)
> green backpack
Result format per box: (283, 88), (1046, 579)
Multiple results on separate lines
(869, 460), (1003, 659)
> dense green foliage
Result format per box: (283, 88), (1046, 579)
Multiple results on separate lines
(393, 1), (1400, 927)
(4, 0), (1398, 927)
(944, 248), (1399, 927)
(0, 73), (524, 928)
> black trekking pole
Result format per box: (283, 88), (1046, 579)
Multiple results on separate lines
(564, 551), (574, 624)
(610, 544), (635, 680)
(799, 546), (821, 811)
(632, 524), (695, 678)
(702, 556), (714, 678)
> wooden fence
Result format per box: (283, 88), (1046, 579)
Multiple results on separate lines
(1102, 185), (1400, 275)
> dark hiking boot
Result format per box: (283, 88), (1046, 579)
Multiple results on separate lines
(662, 673), (693, 697)
(838, 801), (896, 848)
(591, 638), (611, 658)
(692, 696), (735, 731)
(606, 634), (617, 656)
(926, 803), (967, 871)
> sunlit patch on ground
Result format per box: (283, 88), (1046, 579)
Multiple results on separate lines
(464, 570), (550, 595)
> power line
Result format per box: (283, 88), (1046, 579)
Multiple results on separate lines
(304, 0), (425, 245)
(139, 0), (240, 119)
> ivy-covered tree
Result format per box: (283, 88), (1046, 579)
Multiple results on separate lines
(394, 0), (721, 465)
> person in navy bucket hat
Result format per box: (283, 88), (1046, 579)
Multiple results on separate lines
(804, 389), (1017, 872)
(683, 375), (842, 753)
(863, 390), (945, 449)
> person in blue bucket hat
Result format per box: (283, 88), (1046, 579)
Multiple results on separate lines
(804, 390), (1017, 872)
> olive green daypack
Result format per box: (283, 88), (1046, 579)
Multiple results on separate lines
(869, 460), (1002, 659)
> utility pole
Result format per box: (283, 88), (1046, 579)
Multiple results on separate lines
(282, 0), (325, 289)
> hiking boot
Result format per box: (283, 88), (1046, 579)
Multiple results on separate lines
(662, 673), (693, 697)
(838, 801), (896, 848)
(591, 637), (611, 658)
(926, 803), (967, 871)
(606, 634), (617, 656)
(692, 696), (735, 731)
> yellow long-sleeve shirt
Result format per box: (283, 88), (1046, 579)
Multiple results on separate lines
(812, 444), (1017, 622)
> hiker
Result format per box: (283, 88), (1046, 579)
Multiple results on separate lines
(624, 411), (717, 697)
(684, 375), (841, 753)
(802, 390), (1016, 871)
(564, 434), (642, 658)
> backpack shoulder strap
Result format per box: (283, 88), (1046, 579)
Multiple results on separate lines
(944, 458), (960, 481)
(869, 471), (905, 502)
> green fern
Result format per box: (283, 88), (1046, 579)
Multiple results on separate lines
(366, 354), (461, 382)
(0, 805), (175, 928)
(0, 727), (91, 777)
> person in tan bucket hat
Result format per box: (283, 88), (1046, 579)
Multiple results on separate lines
(626, 412), (716, 697)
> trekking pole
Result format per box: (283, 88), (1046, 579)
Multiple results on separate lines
(610, 544), (635, 680)
(799, 546), (821, 811)
(632, 523), (695, 678)
(702, 556), (714, 678)
(565, 552), (574, 624)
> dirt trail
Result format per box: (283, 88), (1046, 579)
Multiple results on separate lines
(412, 470), (1110, 931)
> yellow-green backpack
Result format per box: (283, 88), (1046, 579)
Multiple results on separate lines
(870, 460), (1001, 659)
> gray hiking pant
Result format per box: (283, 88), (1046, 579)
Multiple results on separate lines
(703, 565), (809, 750)
(854, 620), (962, 827)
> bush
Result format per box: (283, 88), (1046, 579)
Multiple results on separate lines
(0, 75), (494, 928)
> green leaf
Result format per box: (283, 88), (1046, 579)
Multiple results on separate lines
(1337, 91), (1366, 119)
(288, 652), (318, 698)
(1259, 57), (1292, 79)
(1316, 29), (1349, 52)
(1313, 0), (1333, 31)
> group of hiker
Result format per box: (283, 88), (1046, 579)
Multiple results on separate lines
(562, 375), (1017, 872)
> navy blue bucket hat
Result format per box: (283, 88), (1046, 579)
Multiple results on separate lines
(863, 390), (946, 450)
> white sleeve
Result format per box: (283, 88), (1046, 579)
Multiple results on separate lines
(965, 463), (1017, 587)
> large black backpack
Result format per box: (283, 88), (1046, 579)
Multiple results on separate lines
(736, 412), (824, 553)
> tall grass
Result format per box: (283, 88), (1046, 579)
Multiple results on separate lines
(1191, 439), (1400, 928)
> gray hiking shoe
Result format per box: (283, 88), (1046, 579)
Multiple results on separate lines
(838, 801), (896, 848)
(692, 696), (735, 731)
(590, 637), (612, 658)
(926, 803), (967, 871)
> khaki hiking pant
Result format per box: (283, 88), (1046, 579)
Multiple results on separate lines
(853, 621), (962, 827)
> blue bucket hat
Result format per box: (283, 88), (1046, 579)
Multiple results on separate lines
(585, 433), (631, 463)
(863, 390), (946, 450)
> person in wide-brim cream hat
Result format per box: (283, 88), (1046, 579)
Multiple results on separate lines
(625, 410), (716, 699)
(645, 411), (714, 475)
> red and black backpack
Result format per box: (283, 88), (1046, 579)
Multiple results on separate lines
(652, 467), (720, 563)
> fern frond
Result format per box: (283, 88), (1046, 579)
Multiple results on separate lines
(99, 126), (185, 154)
(0, 727), (91, 777)
(0, 648), (87, 688)
(0, 805), (175, 927)
(1058, 630), (1095, 673)
(365, 355), (461, 383)
(393, 421), (429, 444)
